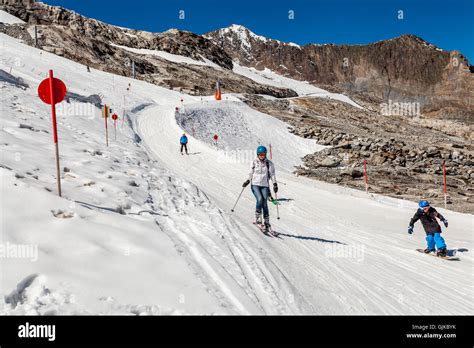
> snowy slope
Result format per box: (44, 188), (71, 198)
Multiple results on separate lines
(1, 33), (473, 315)
(232, 63), (362, 108)
(139, 101), (473, 315)
(173, 101), (324, 171)
(0, 10), (24, 24)
(109, 43), (223, 70)
(0, 33), (262, 314)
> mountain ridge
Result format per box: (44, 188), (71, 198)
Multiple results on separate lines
(206, 24), (473, 119)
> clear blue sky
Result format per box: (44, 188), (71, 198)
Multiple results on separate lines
(43, 0), (473, 61)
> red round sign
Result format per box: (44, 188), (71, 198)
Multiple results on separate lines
(213, 134), (218, 140)
(38, 77), (67, 105)
(112, 114), (118, 121)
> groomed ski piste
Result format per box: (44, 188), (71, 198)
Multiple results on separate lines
(1, 20), (473, 315)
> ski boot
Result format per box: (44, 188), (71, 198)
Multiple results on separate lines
(436, 248), (447, 257)
(263, 216), (271, 232)
(424, 248), (435, 254)
(255, 213), (262, 226)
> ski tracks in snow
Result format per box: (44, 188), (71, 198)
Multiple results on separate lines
(142, 157), (305, 314)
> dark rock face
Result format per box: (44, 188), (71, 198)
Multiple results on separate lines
(206, 26), (474, 122)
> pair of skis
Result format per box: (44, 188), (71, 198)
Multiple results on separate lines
(252, 221), (279, 237)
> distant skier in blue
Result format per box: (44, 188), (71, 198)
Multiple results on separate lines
(408, 200), (448, 257)
(180, 133), (188, 155)
(242, 146), (278, 230)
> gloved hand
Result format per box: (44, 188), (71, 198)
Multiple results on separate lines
(242, 180), (250, 188)
(442, 219), (448, 228)
(408, 226), (413, 234)
(273, 183), (278, 193)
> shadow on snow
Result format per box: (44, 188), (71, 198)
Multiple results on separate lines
(276, 232), (346, 244)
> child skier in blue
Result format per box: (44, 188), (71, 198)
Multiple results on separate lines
(408, 200), (448, 257)
(180, 133), (188, 155)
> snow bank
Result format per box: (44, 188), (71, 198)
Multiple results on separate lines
(0, 10), (24, 24)
(233, 63), (362, 108)
(3, 274), (81, 315)
(110, 43), (222, 70)
(175, 101), (323, 171)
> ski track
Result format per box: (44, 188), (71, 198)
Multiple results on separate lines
(147, 170), (301, 314)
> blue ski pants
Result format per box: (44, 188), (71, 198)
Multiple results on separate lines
(426, 232), (446, 250)
(251, 185), (270, 218)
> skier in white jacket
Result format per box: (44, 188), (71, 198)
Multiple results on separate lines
(242, 145), (278, 228)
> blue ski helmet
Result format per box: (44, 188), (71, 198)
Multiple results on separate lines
(256, 145), (267, 154)
(419, 200), (430, 209)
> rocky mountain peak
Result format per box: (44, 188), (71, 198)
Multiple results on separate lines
(205, 24), (272, 57)
(212, 24), (268, 40)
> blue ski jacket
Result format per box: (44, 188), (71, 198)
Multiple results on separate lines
(180, 135), (188, 144)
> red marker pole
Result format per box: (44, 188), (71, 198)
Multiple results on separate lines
(269, 143), (273, 160)
(112, 114), (118, 140)
(48, 70), (62, 197)
(363, 159), (369, 194)
(103, 105), (109, 147)
(443, 161), (447, 208)
(38, 70), (66, 197)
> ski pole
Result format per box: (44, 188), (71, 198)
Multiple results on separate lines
(231, 186), (246, 212)
(275, 192), (280, 220)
